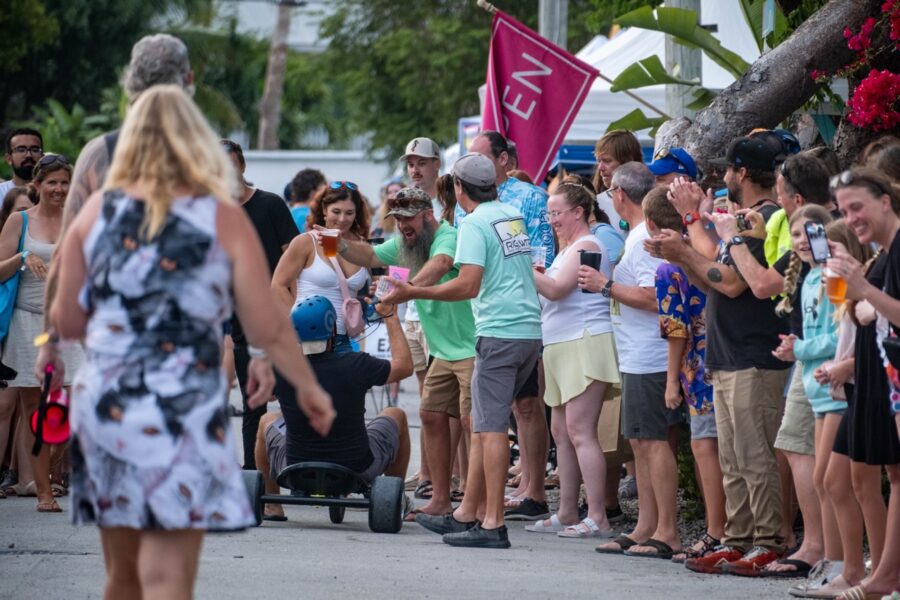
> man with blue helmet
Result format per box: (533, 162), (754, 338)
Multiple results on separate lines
(254, 295), (413, 520)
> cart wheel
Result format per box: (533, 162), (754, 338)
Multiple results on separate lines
(329, 504), (346, 524)
(368, 475), (403, 533)
(242, 470), (264, 527)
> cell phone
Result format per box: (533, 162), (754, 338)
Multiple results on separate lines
(367, 238), (387, 276)
(735, 214), (750, 232)
(805, 221), (831, 263)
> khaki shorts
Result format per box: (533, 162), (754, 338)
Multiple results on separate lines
(774, 363), (815, 456)
(422, 357), (475, 418)
(404, 319), (429, 372)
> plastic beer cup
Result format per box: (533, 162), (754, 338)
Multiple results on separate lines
(321, 229), (340, 258)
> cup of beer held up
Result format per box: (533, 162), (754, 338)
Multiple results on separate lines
(824, 266), (847, 304)
(320, 229), (340, 258)
(531, 246), (547, 273)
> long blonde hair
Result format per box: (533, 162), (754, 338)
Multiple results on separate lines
(104, 85), (236, 239)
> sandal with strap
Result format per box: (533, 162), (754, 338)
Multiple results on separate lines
(671, 533), (720, 563)
(413, 480), (433, 499)
(525, 514), (568, 533)
(558, 517), (615, 539)
(36, 499), (62, 513)
(623, 538), (677, 560)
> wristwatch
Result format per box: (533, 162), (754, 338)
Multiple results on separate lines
(600, 280), (614, 298)
(682, 211), (700, 227)
(725, 235), (746, 256)
(247, 345), (268, 360)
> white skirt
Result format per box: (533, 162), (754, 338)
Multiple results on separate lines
(2, 308), (84, 387)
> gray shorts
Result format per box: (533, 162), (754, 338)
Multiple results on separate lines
(621, 372), (685, 440)
(690, 412), (718, 440)
(265, 415), (400, 485)
(471, 337), (542, 433)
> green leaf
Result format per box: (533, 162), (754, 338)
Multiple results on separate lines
(610, 55), (698, 91)
(737, 0), (764, 52)
(607, 108), (668, 137)
(615, 6), (750, 79)
(686, 87), (717, 110)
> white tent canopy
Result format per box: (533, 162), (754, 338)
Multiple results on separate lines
(477, 0), (763, 144)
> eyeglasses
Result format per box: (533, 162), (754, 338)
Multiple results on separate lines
(36, 154), (69, 169)
(330, 181), (358, 191)
(608, 186), (621, 194)
(548, 207), (576, 219)
(830, 170), (891, 196)
(10, 146), (43, 156)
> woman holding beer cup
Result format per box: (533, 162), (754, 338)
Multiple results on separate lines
(823, 167), (900, 600)
(526, 182), (619, 539)
(271, 182), (370, 353)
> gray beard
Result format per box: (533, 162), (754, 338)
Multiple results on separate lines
(397, 220), (435, 274)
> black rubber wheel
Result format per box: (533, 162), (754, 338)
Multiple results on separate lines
(329, 504), (346, 524)
(242, 470), (264, 527)
(368, 475), (403, 533)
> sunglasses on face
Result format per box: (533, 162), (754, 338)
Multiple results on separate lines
(10, 146), (43, 156)
(330, 181), (358, 191)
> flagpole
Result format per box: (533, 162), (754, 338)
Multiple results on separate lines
(475, 0), (671, 120)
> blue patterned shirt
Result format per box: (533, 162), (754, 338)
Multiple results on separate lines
(455, 176), (554, 267)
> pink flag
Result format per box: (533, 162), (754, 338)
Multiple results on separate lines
(482, 11), (599, 183)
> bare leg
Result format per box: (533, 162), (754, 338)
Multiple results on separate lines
(691, 437), (726, 541)
(100, 527), (142, 600)
(766, 451), (823, 572)
(479, 431), (510, 529)
(777, 449), (798, 549)
(814, 416), (843, 561)
(454, 433), (485, 523)
(566, 381), (610, 529)
(414, 370), (430, 483)
(851, 461), (888, 572)
(512, 394), (548, 503)
(628, 438), (681, 554)
(221, 334), (236, 391)
(254, 411), (283, 519)
(824, 452), (866, 587)
(0, 387), (19, 469)
(856, 465), (900, 595)
(418, 409), (453, 514)
(458, 415), (471, 493)
(138, 529), (204, 600)
(19, 388), (53, 508)
(547, 405), (580, 525)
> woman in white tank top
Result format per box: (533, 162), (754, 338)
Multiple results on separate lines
(272, 182), (369, 352)
(527, 181), (620, 539)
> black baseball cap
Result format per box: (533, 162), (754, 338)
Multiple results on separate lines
(709, 136), (779, 172)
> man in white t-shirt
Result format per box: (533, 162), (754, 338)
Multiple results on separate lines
(579, 162), (684, 559)
(0, 128), (44, 199)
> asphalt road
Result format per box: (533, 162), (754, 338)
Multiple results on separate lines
(0, 377), (790, 599)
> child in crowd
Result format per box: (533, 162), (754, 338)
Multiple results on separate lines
(647, 189), (726, 563)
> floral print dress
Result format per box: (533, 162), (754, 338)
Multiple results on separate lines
(70, 190), (253, 530)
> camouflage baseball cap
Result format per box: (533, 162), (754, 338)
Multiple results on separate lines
(386, 187), (433, 218)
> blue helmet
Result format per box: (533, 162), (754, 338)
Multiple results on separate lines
(290, 295), (337, 342)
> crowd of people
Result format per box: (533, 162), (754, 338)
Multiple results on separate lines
(1, 32), (899, 600)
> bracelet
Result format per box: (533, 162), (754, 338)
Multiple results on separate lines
(248, 345), (268, 359)
(33, 329), (60, 348)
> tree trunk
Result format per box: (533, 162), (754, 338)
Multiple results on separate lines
(257, 3), (293, 150)
(657, 0), (882, 170)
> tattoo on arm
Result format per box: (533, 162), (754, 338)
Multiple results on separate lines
(707, 267), (723, 283)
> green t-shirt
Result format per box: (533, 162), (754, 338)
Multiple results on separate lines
(373, 222), (476, 361)
(454, 201), (542, 340)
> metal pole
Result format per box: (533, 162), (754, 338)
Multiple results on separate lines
(539, 0), (568, 49)
(665, 0), (701, 120)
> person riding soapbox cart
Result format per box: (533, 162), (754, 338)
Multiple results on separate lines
(242, 295), (405, 534)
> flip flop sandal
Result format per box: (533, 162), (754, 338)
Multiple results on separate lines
(450, 489), (464, 502)
(262, 514), (288, 522)
(623, 538), (676, 559)
(557, 517), (615, 539)
(525, 514), (567, 533)
(672, 533), (720, 563)
(36, 499), (62, 513)
(595, 535), (641, 555)
(413, 480), (433, 499)
(763, 559), (814, 578)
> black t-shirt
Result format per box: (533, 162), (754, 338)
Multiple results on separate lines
(231, 189), (298, 342)
(705, 203), (791, 371)
(276, 351), (392, 473)
(773, 251), (811, 337)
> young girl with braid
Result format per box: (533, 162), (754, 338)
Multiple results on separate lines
(766, 204), (835, 577)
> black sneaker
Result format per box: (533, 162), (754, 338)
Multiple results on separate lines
(578, 502), (624, 524)
(606, 505), (624, 524)
(443, 523), (511, 549)
(0, 468), (17, 490)
(415, 512), (477, 535)
(504, 498), (550, 521)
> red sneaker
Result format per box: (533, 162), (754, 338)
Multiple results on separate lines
(684, 546), (744, 574)
(723, 546), (781, 577)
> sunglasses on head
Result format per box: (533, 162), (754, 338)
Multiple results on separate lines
(779, 161), (806, 198)
(36, 154), (69, 168)
(830, 170), (891, 196)
(330, 181), (358, 191)
(654, 148), (692, 173)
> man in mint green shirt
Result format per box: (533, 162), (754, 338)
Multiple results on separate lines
(383, 153), (542, 549)
(336, 186), (476, 519)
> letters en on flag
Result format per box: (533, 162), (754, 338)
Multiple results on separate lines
(481, 11), (599, 184)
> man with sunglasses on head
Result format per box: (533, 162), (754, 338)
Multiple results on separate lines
(0, 128), (44, 198)
(222, 139), (299, 470)
(335, 186), (476, 520)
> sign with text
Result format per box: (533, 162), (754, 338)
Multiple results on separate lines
(481, 11), (598, 184)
